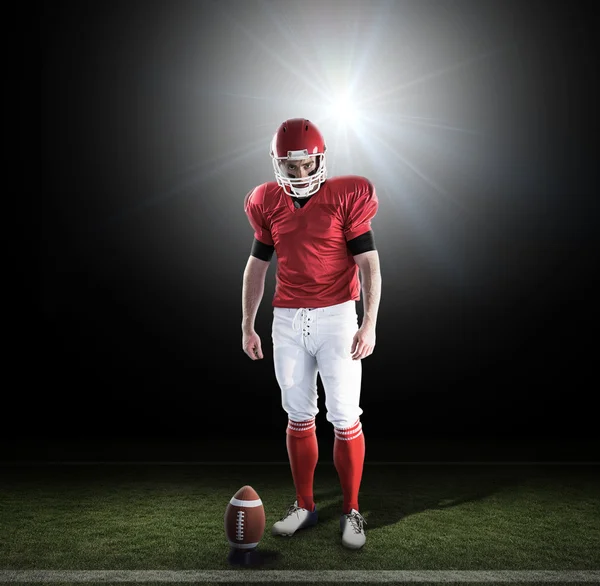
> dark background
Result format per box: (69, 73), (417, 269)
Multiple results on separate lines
(14, 0), (599, 461)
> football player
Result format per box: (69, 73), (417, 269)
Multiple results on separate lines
(242, 117), (381, 550)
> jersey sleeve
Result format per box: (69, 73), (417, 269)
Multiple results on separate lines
(244, 187), (274, 246)
(343, 179), (379, 241)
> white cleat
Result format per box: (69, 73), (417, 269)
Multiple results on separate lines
(272, 501), (318, 537)
(340, 509), (367, 549)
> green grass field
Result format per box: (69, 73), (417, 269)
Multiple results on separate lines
(1, 461), (599, 585)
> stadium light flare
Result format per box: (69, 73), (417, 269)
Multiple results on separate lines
(326, 92), (361, 126)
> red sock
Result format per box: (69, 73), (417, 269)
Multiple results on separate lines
(333, 419), (365, 514)
(286, 418), (318, 511)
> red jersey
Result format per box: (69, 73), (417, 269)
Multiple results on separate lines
(244, 175), (378, 308)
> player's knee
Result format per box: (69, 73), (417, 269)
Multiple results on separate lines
(281, 388), (317, 419)
(328, 412), (362, 431)
(282, 400), (318, 423)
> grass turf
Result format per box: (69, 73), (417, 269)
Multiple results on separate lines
(1, 462), (598, 573)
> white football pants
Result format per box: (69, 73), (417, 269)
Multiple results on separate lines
(272, 300), (363, 429)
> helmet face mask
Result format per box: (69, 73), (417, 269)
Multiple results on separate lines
(272, 153), (327, 198)
(270, 119), (328, 198)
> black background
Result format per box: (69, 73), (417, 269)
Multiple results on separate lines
(13, 0), (600, 461)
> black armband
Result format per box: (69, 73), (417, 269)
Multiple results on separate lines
(347, 230), (377, 255)
(251, 238), (275, 262)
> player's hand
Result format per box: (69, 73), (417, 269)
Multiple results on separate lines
(351, 324), (376, 360)
(242, 329), (264, 360)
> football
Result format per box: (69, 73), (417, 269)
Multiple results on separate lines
(224, 485), (266, 550)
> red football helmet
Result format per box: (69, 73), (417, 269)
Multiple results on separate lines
(270, 118), (327, 198)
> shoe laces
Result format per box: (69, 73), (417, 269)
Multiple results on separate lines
(281, 503), (302, 521)
(347, 510), (367, 533)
